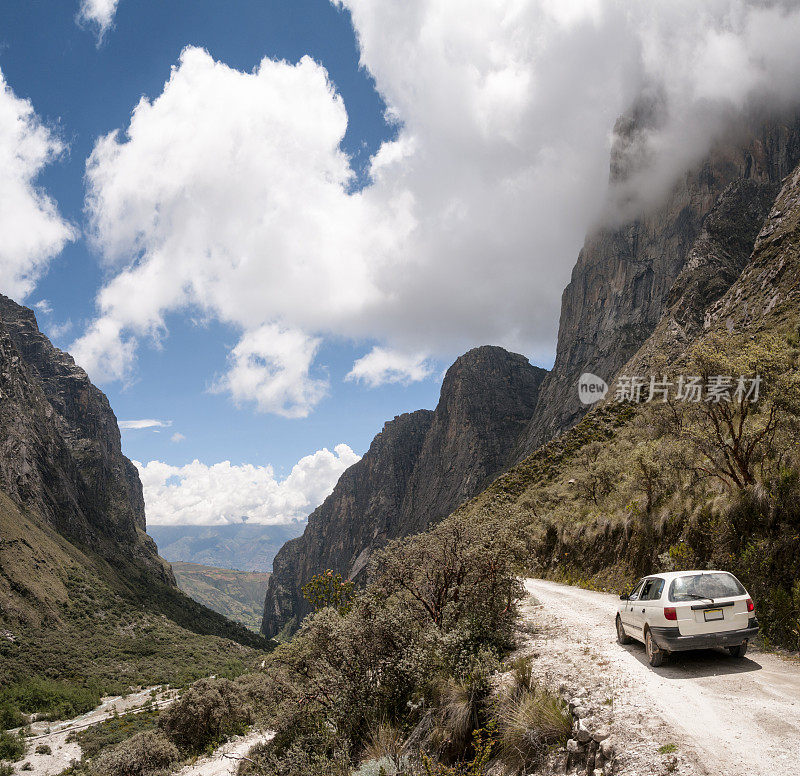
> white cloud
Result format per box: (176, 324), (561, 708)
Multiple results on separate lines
(212, 324), (328, 418)
(0, 72), (75, 302)
(74, 4), (800, 413)
(170, 432), (185, 443)
(119, 418), (172, 430)
(33, 299), (53, 315)
(137, 443), (361, 526)
(346, 347), (434, 387)
(77, 0), (119, 43)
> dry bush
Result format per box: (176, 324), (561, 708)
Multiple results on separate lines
(89, 730), (178, 776)
(158, 677), (251, 752)
(361, 722), (405, 768)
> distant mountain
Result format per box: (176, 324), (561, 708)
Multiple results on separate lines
(148, 523), (304, 571)
(170, 562), (271, 631)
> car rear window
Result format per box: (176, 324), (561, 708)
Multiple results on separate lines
(668, 572), (745, 602)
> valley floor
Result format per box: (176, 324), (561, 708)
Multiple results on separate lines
(8, 687), (177, 775)
(521, 579), (800, 776)
(8, 687), (274, 776)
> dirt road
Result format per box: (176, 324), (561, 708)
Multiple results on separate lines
(521, 579), (800, 776)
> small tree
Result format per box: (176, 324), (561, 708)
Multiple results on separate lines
(302, 570), (355, 615)
(676, 332), (800, 489)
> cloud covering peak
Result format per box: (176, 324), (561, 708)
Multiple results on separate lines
(73, 1), (800, 415)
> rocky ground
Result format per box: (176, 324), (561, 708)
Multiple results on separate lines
(175, 730), (274, 775)
(518, 579), (800, 776)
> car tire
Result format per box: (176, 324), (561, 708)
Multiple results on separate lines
(728, 642), (748, 658)
(616, 615), (632, 644)
(645, 629), (664, 667)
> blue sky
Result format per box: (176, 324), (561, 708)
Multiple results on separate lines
(0, 0), (441, 476)
(3, 1), (796, 527)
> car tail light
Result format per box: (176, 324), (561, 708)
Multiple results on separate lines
(747, 598), (755, 612)
(664, 607), (677, 621)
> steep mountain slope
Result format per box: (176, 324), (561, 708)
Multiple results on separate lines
(171, 561), (270, 630)
(0, 296), (267, 693)
(516, 113), (800, 457)
(262, 346), (546, 638)
(0, 294), (169, 580)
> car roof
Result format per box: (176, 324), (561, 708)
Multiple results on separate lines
(638, 570), (733, 581)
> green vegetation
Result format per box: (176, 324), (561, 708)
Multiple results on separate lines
(0, 678), (101, 721)
(0, 730), (25, 761)
(301, 570), (355, 616)
(66, 709), (160, 759)
(658, 743), (678, 754)
(170, 562), (271, 631)
(0, 495), (271, 727)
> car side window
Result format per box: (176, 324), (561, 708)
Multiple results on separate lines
(628, 580), (645, 601)
(644, 579), (664, 601)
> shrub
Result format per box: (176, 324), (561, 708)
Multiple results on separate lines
(0, 730), (25, 761)
(494, 684), (571, 771)
(0, 764), (11, 776)
(238, 717), (351, 776)
(158, 677), (251, 752)
(0, 703), (24, 730)
(90, 730), (179, 776)
(67, 709), (160, 759)
(35, 744), (52, 755)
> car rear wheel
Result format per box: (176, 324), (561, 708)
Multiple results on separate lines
(616, 615), (632, 644)
(645, 629), (664, 667)
(728, 642), (748, 658)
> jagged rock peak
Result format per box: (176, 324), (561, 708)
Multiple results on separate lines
(261, 345), (547, 638)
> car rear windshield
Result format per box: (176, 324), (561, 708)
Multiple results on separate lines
(669, 572), (745, 602)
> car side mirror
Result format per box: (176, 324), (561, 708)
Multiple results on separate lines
(619, 593), (629, 600)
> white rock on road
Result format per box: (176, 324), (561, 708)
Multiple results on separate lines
(521, 578), (800, 776)
(176, 730), (274, 776)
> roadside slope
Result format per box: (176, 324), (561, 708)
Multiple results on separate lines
(521, 579), (800, 776)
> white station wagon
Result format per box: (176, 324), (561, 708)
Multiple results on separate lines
(616, 570), (759, 666)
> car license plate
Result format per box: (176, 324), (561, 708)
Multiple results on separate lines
(704, 608), (724, 622)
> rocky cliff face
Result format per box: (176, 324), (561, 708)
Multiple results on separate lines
(262, 346), (546, 637)
(0, 295), (171, 582)
(516, 114), (800, 457)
